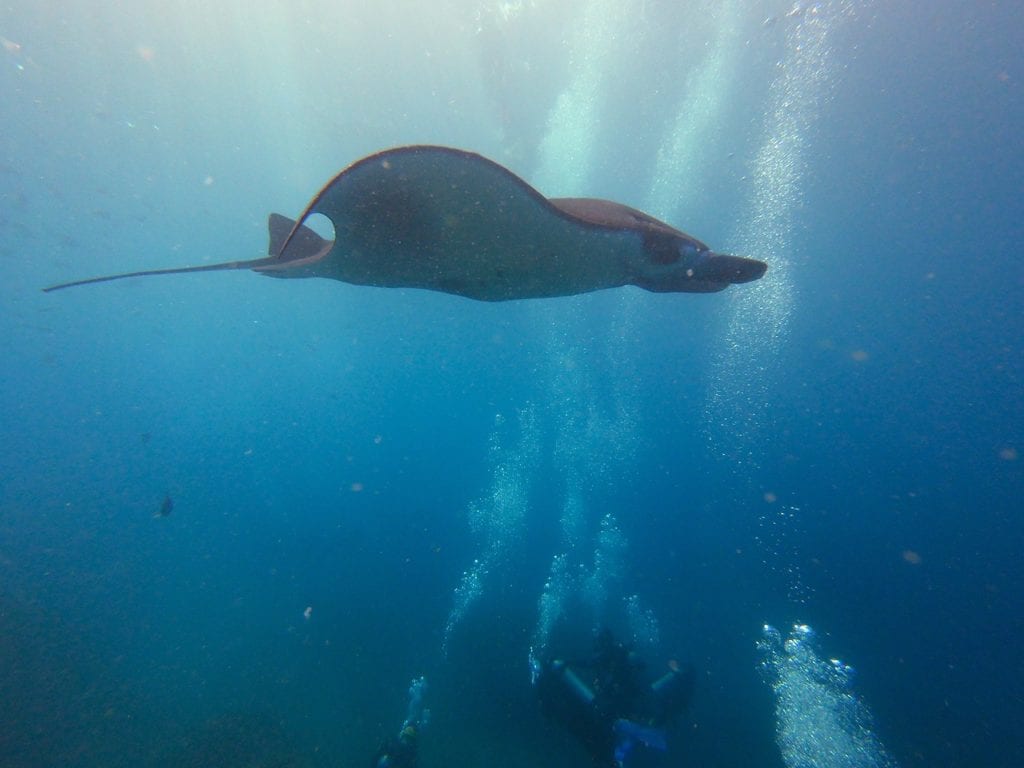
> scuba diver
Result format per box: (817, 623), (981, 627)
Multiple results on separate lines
(532, 630), (694, 768)
(371, 676), (430, 768)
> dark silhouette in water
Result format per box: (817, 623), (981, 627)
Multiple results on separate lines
(43, 146), (766, 300)
(154, 495), (173, 518)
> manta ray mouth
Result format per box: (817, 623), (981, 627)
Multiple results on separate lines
(703, 252), (768, 284)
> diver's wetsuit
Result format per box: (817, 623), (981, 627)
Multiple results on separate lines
(372, 727), (418, 768)
(372, 677), (428, 768)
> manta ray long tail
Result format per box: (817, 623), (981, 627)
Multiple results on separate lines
(43, 214), (329, 293)
(42, 259), (272, 292)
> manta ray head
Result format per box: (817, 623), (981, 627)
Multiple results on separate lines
(633, 231), (767, 293)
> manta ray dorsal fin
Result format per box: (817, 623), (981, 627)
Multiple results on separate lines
(256, 213), (333, 273)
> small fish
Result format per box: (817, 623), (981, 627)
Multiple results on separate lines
(154, 495), (173, 518)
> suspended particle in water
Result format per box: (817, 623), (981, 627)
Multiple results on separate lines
(901, 549), (922, 565)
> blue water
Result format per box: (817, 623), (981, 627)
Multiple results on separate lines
(1, 2), (1021, 767)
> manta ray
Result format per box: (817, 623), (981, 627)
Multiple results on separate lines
(44, 145), (766, 300)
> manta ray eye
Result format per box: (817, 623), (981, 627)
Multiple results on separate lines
(678, 242), (702, 261)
